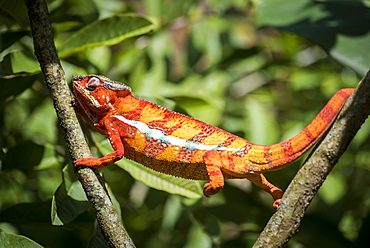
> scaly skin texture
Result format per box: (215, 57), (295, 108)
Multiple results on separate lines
(73, 75), (354, 208)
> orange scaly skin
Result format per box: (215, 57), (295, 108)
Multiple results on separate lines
(73, 75), (354, 208)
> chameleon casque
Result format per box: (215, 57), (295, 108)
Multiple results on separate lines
(73, 74), (354, 208)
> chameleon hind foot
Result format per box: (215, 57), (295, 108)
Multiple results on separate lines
(203, 150), (225, 197)
(203, 182), (222, 197)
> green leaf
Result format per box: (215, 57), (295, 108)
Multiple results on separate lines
(0, 201), (52, 224)
(192, 17), (225, 67)
(0, 50), (41, 76)
(183, 221), (213, 248)
(0, 31), (29, 52)
(23, 99), (58, 145)
(162, 195), (183, 230)
(58, 14), (154, 57)
(243, 95), (279, 145)
(0, 0), (30, 28)
(0, 231), (43, 248)
(0, 75), (38, 99)
(318, 171), (347, 205)
(51, 165), (89, 225)
(169, 96), (220, 124)
(10, 50), (41, 74)
(2, 141), (44, 171)
(257, 0), (370, 74)
(87, 225), (110, 248)
(35, 144), (63, 170)
(98, 140), (203, 199)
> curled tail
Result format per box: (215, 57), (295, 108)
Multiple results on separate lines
(242, 88), (355, 172)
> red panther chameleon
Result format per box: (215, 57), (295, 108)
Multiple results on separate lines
(72, 75), (354, 208)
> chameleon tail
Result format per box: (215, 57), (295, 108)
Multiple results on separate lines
(254, 88), (355, 172)
(203, 88), (355, 208)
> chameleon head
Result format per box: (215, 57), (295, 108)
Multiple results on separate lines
(72, 75), (132, 121)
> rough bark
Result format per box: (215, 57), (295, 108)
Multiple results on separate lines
(24, 0), (135, 247)
(253, 71), (370, 247)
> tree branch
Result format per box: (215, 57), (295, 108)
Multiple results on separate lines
(24, 0), (135, 247)
(253, 71), (370, 248)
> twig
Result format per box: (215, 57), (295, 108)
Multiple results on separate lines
(253, 71), (370, 247)
(24, 0), (135, 247)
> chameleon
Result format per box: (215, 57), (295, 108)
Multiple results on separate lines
(72, 74), (354, 208)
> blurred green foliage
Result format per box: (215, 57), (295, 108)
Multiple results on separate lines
(1, 0), (370, 247)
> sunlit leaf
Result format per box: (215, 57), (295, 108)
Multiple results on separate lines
(0, 50), (40, 76)
(58, 14), (154, 57)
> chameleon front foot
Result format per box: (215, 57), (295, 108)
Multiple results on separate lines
(74, 157), (105, 168)
(74, 150), (124, 169)
(273, 199), (282, 209)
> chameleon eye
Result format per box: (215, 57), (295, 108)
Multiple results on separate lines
(86, 77), (101, 91)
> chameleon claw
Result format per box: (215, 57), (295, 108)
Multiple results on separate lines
(273, 199), (281, 210)
(203, 182), (222, 197)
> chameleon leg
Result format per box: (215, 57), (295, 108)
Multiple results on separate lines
(203, 150), (225, 197)
(74, 119), (125, 168)
(244, 173), (284, 209)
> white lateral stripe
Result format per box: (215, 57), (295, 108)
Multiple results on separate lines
(112, 115), (240, 152)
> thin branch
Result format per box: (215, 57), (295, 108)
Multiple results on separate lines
(24, 0), (135, 247)
(253, 71), (370, 248)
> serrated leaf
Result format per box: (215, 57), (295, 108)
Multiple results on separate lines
(51, 165), (89, 226)
(0, 231), (43, 248)
(98, 141), (203, 199)
(58, 14), (154, 57)
(257, 0), (370, 75)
